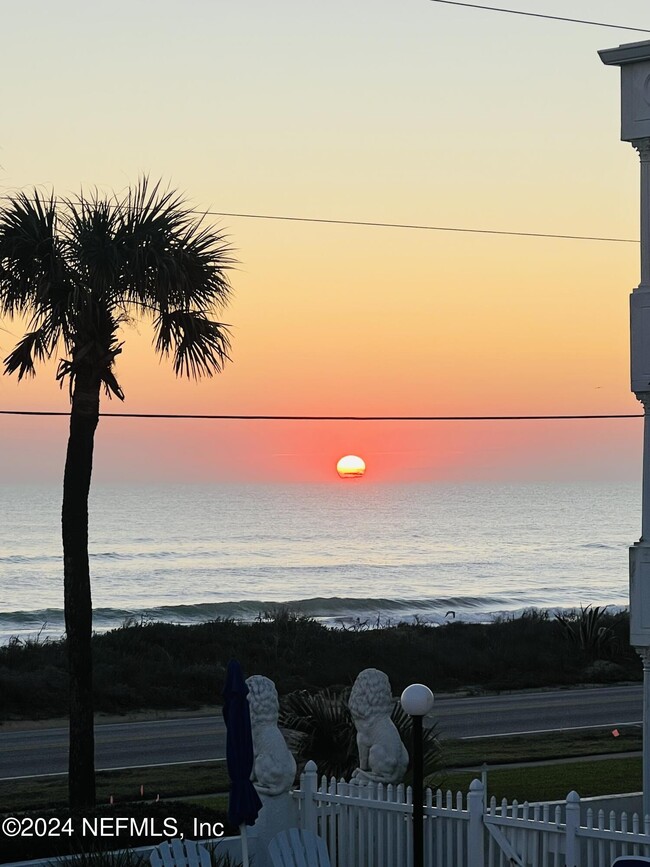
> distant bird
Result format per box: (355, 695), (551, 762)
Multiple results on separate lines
(445, 610), (456, 618)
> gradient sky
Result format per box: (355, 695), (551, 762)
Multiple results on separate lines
(0, 0), (648, 483)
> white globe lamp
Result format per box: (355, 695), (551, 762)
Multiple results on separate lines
(400, 683), (434, 717)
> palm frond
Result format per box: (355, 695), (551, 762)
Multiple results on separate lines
(100, 364), (125, 400)
(62, 191), (120, 299)
(0, 190), (63, 316)
(280, 687), (358, 780)
(154, 309), (231, 379)
(113, 177), (235, 314)
(4, 324), (58, 379)
(555, 605), (614, 661)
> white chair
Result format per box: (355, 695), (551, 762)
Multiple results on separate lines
(149, 839), (212, 867)
(268, 828), (331, 867)
(612, 858), (650, 866)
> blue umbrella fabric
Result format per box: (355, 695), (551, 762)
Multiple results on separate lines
(222, 659), (263, 828)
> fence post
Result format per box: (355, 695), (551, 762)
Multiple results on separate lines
(301, 760), (319, 834)
(564, 790), (581, 867)
(467, 778), (485, 867)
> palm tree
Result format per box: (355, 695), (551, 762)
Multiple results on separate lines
(0, 180), (234, 807)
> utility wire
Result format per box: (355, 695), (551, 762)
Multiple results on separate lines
(204, 212), (638, 244)
(0, 4), (643, 426)
(429, 0), (650, 34)
(1, 3), (647, 247)
(0, 195), (638, 244)
(0, 411), (642, 420)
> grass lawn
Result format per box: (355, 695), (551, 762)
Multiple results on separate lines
(442, 726), (641, 767)
(2, 727), (642, 814)
(431, 757), (642, 803)
(185, 794), (229, 811)
(0, 762), (231, 813)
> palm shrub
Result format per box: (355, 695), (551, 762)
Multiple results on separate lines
(279, 686), (441, 782)
(51, 847), (148, 867)
(280, 687), (357, 780)
(0, 180), (234, 807)
(555, 605), (615, 661)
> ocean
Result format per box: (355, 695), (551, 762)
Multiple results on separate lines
(0, 481), (639, 645)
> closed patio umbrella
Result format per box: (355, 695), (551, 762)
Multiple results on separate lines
(222, 659), (263, 867)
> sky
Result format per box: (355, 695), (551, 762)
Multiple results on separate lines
(0, 0), (648, 483)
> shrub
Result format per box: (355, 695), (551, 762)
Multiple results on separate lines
(556, 605), (615, 661)
(0, 609), (641, 721)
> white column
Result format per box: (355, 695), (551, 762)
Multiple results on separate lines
(639, 648), (650, 819)
(638, 395), (650, 542)
(633, 138), (650, 292)
(599, 36), (650, 829)
(631, 136), (650, 538)
(632, 141), (650, 817)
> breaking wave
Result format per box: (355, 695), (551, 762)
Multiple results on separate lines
(0, 595), (627, 645)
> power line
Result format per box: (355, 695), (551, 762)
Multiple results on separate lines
(0, 195), (638, 244)
(429, 0), (650, 33)
(204, 212), (638, 244)
(0, 411), (642, 420)
(0, 7), (646, 250)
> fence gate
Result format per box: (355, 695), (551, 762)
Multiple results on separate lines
(482, 792), (582, 867)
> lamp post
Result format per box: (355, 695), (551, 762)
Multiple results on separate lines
(600, 39), (650, 819)
(400, 683), (435, 867)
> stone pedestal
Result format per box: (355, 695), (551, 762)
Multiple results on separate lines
(252, 792), (299, 867)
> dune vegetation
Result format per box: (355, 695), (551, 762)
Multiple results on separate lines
(0, 606), (639, 721)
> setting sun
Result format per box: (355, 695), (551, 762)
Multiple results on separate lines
(336, 455), (366, 479)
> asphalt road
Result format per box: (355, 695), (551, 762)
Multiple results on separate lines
(432, 683), (641, 739)
(0, 684), (642, 781)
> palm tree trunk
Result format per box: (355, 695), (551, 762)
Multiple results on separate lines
(62, 367), (100, 808)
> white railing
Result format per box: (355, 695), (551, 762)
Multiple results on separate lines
(484, 795), (570, 867)
(292, 763), (480, 867)
(579, 806), (650, 867)
(292, 761), (650, 867)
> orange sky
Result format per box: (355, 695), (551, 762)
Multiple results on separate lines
(0, 1), (647, 483)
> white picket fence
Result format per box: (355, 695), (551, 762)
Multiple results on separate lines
(291, 761), (650, 867)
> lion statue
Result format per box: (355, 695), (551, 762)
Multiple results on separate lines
(246, 674), (297, 796)
(348, 668), (408, 784)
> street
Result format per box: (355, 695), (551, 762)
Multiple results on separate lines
(0, 683), (642, 780)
